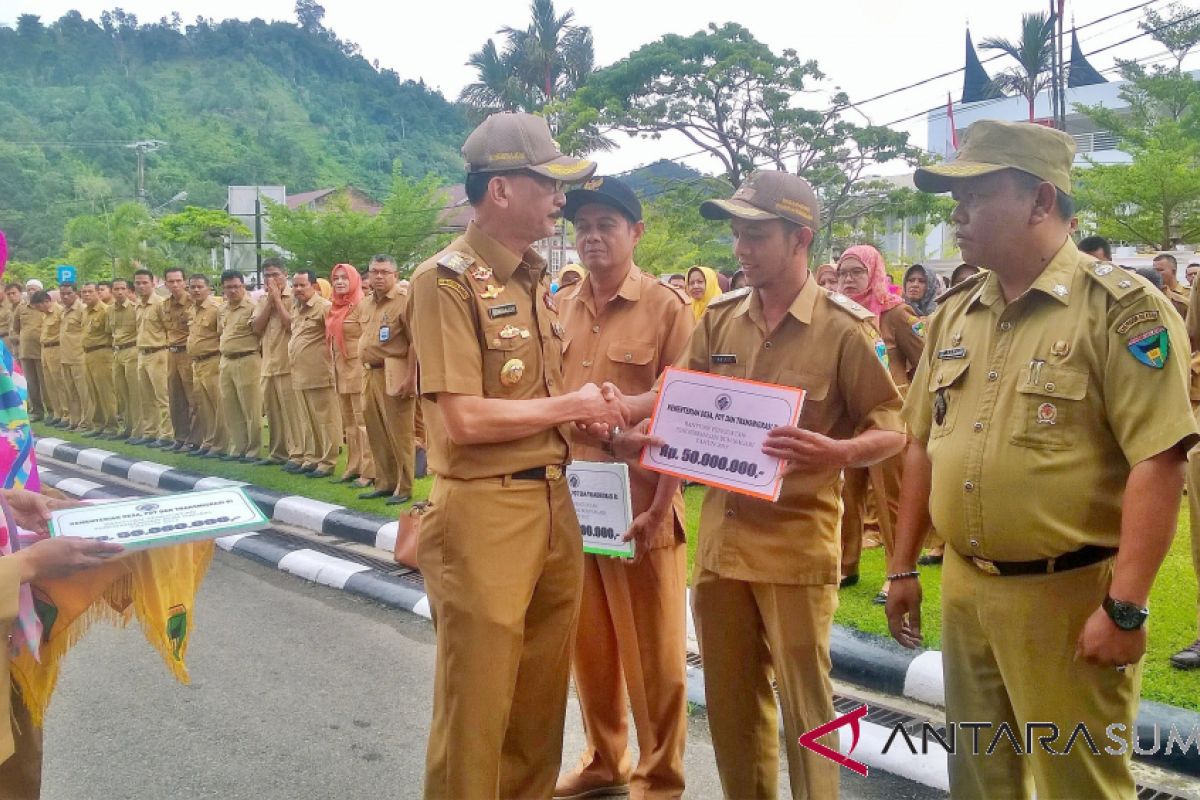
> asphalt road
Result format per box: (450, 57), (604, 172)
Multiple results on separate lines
(36, 464), (941, 799)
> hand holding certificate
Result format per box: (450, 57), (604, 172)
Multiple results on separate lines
(639, 367), (805, 502)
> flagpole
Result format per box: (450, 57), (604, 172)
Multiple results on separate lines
(1050, 0), (1061, 127)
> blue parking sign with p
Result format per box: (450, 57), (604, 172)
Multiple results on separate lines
(56, 264), (77, 284)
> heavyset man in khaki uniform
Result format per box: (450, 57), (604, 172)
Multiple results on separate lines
(79, 282), (118, 438)
(187, 275), (224, 458)
(409, 112), (616, 799)
(58, 283), (88, 431)
(132, 268), (173, 447)
(14, 280), (45, 420)
(288, 270), (341, 478)
(37, 294), (68, 427)
(357, 255), (416, 504)
(217, 270), (263, 463)
(252, 257), (306, 469)
(163, 267), (198, 452)
(107, 278), (139, 440)
(887, 120), (1198, 800)
(554, 177), (694, 800)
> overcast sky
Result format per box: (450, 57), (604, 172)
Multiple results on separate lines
(2, 0), (1195, 175)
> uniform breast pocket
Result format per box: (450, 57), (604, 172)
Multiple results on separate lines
(606, 340), (655, 386)
(927, 359), (970, 439)
(778, 370), (830, 428)
(482, 327), (534, 396)
(1010, 363), (1088, 450)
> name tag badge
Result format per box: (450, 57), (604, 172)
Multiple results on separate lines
(710, 354), (738, 365)
(937, 347), (967, 360)
(379, 325), (390, 342)
(488, 303), (518, 320)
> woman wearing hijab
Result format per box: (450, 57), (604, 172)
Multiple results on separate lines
(814, 263), (838, 291)
(326, 264), (374, 488)
(557, 264), (586, 293)
(316, 277), (333, 300)
(902, 264), (940, 318)
(834, 245), (927, 604)
(685, 265), (722, 322)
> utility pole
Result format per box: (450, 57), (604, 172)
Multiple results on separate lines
(1049, 0), (1061, 128)
(255, 193), (264, 288)
(127, 139), (167, 206)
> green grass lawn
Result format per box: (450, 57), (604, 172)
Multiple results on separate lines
(39, 424), (1200, 711)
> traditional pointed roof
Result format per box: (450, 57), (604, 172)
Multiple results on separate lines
(963, 29), (1002, 103)
(1067, 27), (1107, 87)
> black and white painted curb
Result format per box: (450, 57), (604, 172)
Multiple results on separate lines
(36, 436), (1200, 785)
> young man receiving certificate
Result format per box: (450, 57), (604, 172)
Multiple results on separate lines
(612, 171), (905, 799)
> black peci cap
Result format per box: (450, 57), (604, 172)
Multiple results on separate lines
(563, 176), (643, 223)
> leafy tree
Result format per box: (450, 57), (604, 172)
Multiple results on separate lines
(1140, 3), (1200, 71)
(62, 201), (157, 280)
(156, 206), (251, 269)
(980, 12), (1055, 121)
(632, 177), (738, 276)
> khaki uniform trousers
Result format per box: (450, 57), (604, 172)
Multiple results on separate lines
(418, 474), (583, 800)
(362, 370), (414, 496)
(1186, 404), (1200, 632)
(261, 373), (304, 463)
(40, 350), (67, 421)
(111, 347), (139, 438)
(0, 686), (42, 800)
(336, 391), (374, 480)
(84, 349), (118, 434)
(692, 567), (840, 800)
(191, 356), (224, 452)
(17, 359), (44, 420)
(569, 544), (688, 799)
(220, 354), (263, 458)
(61, 362), (88, 429)
(839, 453), (901, 579)
(137, 349), (172, 441)
(297, 386), (342, 472)
(941, 550), (1139, 800)
(167, 351), (196, 445)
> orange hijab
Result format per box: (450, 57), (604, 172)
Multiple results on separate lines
(326, 264), (364, 358)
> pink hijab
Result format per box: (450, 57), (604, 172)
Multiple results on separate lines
(326, 264), (364, 358)
(839, 245), (905, 321)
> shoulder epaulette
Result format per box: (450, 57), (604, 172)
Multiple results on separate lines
(708, 287), (751, 308)
(1081, 260), (1144, 301)
(436, 251), (475, 275)
(932, 270), (988, 305)
(824, 290), (874, 321)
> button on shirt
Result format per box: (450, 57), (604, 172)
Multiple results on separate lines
(288, 294), (334, 390)
(82, 303), (112, 350)
(188, 297), (221, 357)
(219, 295), (258, 355)
(252, 288), (294, 376)
(410, 222), (569, 481)
(60, 300), (87, 364)
(106, 299), (138, 348)
(135, 294), (168, 348)
(676, 278), (904, 585)
(904, 239), (1199, 562)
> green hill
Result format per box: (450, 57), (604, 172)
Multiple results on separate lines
(0, 10), (471, 261)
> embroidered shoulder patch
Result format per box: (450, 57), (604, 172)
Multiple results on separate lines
(1115, 309), (1159, 336)
(1127, 326), (1169, 368)
(436, 252), (475, 275)
(912, 320), (926, 338)
(436, 278), (469, 301)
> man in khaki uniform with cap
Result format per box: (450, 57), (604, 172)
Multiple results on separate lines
(187, 274), (224, 458)
(887, 120), (1198, 800)
(107, 278), (139, 440)
(14, 283), (47, 421)
(553, 177), (694, 800)
(163, 267), (198, 452)
(409, 111), (617, 800)
(58, 283), (89, 431)
(287, 269), (341, 478)
(132, 268), (173, 447)
(356, 254), (416, 504)
(252, 256), (306, 469)
(217, 270), (262, 462)
(38, 292), (68, 427)
(615, 171), (904, 800)
(79, 282), (118, 438)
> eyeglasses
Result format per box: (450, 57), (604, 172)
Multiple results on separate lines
(836, 267), (868, 280)
(514, 171), (564, 194)
(367, 268), (396, 276)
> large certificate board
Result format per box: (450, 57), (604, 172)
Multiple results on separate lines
(567, 460), (635, 558)
(640, 367), (805, 502)
(50, 487), (269, 550)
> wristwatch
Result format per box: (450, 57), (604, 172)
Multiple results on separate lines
(1103, 596), (1149, 631)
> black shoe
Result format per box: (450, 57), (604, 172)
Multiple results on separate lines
(237, 455), (258, 464)
(917, 553), (944, 566)
(218, 453), (241, 461)
(168, 441), (185, 452)
(252, 457), (281, 466)
(839, 574), (859, 589)
(126, 437), (145, 445)
(359, 488), (394, 500)
(415, 448), (428, 480)
(1170, 641), (1200, 670)
(872, 591), (889, 605)
(194, 447), (210, 457)
(306, 469), (332, 479)
(335, 473), (361, 484)
(281, 462), (302, 473)
(145, 439), (165, 448)
(82, 431), (103, 439)
(298, 464), (317, 474)
(385, 494), (412, 506)
(200, 450), (224, 459)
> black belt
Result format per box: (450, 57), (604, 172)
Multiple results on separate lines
(42, 342), (59, 348)
(194, 351), (220, 362)
(364, 362), (385, 370)
(140, 345), (166, 354)
(963, 544), (1117, 577)
(113, 342), (136, 351)
(223, 350), (258, 360)
(168, 345), (187, 354)
(84, 344), (110, 353)
(511, 465), (566, 481)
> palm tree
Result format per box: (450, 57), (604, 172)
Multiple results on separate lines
(460, 39), (531, 114)
(981, 12), (1056, 121)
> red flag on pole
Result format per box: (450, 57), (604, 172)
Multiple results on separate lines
(947, 93), (960, 152)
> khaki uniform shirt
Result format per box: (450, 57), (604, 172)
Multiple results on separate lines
(677, 279), (904, 585)
(333, 304), (366, 395)
(188, 297), (222, 357)
(288, 294), (334, 390)
(410, 222), (570, 480)
(560, 265), (694, 547)
(0, 299), (14, 340)
(1165, 283), (1189, 320)
(163, 293), (193, 348)
(0, 557), (21, 762)
(135, 293), (168, 349)
(15, 302), (42, 359)
(252, 288), (295, 377)
(107, 298), (138, 348)
(60, 299), (87, 364)
(358, 285), (412, 367)
(878, 302), (926, 390)
(82, 302), (112, 350)
(219, 294), (259, 355)
(1185, 280), (1200, 403)
(904, 240), (1199, 563)
(41, 303), (64, 347)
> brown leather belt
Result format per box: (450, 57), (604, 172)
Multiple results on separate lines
(223, 350), (257, 360)
(42, 342), (59, 348)
(194, 351), (220, 362)
(962, 544), (1117, 577)
(140, 345), (167, 355)
(511, 465), (566, 481)
(84, 344), (109, 353)
(364, 362), (385, 370)
(113, 342), (136, 351)
(168, 345), (188, 354)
